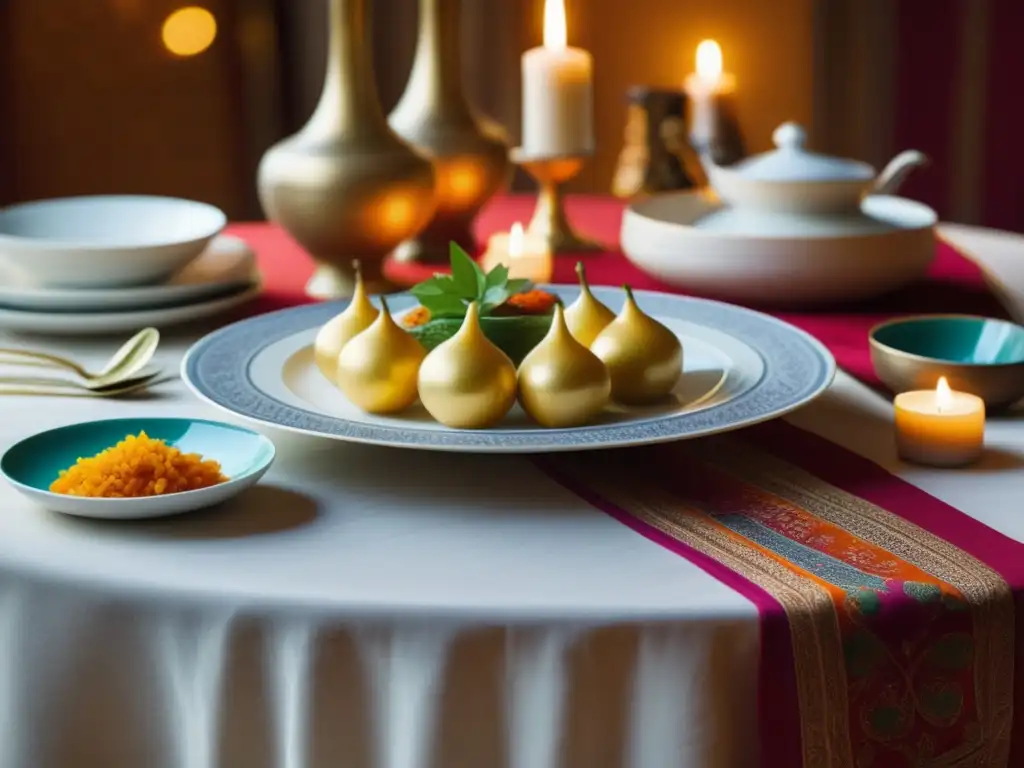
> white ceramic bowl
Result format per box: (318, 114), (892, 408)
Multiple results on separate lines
(0, 195), (227, 288)
(621, 191), (937, 304)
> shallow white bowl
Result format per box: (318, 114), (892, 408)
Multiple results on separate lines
(621, 191), (937, 304)
(0, 195), (227, 289)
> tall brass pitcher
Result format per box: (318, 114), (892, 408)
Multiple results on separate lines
(258, 0), (437, 297)
(388, 0), (511, 264)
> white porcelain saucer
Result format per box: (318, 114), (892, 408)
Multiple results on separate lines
(0, 280), (262, 336)
(0, 235), (256, 312)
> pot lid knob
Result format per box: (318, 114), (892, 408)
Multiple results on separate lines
(727, 121), (875, 183)
(773, 122), (806, 151)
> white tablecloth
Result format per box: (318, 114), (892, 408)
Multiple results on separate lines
(0, 225), (1021, 768)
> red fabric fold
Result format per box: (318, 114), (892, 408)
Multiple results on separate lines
(228, 195), (1006, 389)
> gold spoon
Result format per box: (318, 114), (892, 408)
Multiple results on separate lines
(0, 327), (160, 390)
(0, 371), (170, 398)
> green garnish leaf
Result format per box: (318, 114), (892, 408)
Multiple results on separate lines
(409, 276), (451, 298)
(422, 293), (470, 318)
(481, 286), (510, 314)
(411, 241), (538, 321)
(485, 263), (509, 291)
(449, 242), (485, 299)
(506, 278), (533, 295)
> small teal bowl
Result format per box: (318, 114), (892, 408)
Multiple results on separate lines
(869, 314), (1024, 408)
(0, 417), (275, 519)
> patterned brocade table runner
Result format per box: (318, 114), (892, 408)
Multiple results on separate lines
(537, 421), (1024, 767)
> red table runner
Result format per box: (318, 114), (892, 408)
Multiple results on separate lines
(228, 195), (1006, 390)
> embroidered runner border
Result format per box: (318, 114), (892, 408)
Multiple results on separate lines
(537, 420), (1024, 767)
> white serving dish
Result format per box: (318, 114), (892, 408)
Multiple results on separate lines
(705, 122), (928, 215)
(0, 195), (227, 288)
(621, 190), (937, 304)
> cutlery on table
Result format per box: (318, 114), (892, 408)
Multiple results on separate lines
(0, 372), (172, 398)
(0, 328), (160, 390)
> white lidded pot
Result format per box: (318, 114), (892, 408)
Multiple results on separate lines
(706, 122), (929, 215)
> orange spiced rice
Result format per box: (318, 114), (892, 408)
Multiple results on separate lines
(499, 290), (559, 315)
(49, 432), (228, 498)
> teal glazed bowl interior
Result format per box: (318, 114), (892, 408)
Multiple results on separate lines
(869, 315), (1024, 408)
(1, 417), (273, 496)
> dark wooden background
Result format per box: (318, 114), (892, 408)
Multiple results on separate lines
(8, 1), (1016, 230)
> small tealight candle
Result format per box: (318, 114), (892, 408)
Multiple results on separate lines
(481, 222), (553, 282)
(894, 377), (985, 467)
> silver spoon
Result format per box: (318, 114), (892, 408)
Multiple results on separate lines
(0, 327), (160, 390)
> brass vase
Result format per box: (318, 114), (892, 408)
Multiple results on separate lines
(257, 0), (436, 298)
(388, 0), (511, 264)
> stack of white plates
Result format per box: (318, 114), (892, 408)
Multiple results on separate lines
(0, 196), (262, 335)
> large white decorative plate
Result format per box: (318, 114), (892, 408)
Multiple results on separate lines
(182, 287), (835, 453)
(0, 280), (262, 335)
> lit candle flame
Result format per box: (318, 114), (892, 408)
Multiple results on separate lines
(509, 222), (525, 259)
(543, 0), (567, 51)
(936, 376), (953, 413)
(696, 39), (723, 83)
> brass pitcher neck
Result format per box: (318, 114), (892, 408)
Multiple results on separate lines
(308, 0), (388, 139)
(407, 0), (470, 117)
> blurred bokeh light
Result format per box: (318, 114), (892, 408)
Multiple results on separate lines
(161, 7), (217, 57)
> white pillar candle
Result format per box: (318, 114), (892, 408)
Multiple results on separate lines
(894, 377), (985, 467)
(683, 39), (737, 150)
(481, 222), (553, 282)
(521, 0), (595, 157)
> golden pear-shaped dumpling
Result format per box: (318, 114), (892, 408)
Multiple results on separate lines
(590, 286), (682, 404)
(518, 304), (611, 427)
(417, 302), (517, 429)
(335, 297), (425, 414)
(564, 261), (615, 347)
(314, 260), (379, 382)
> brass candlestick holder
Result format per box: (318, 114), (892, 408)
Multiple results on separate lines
(511, 148), (604, 253)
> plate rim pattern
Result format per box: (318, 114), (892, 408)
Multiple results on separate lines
(181, 287), (836, 452)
